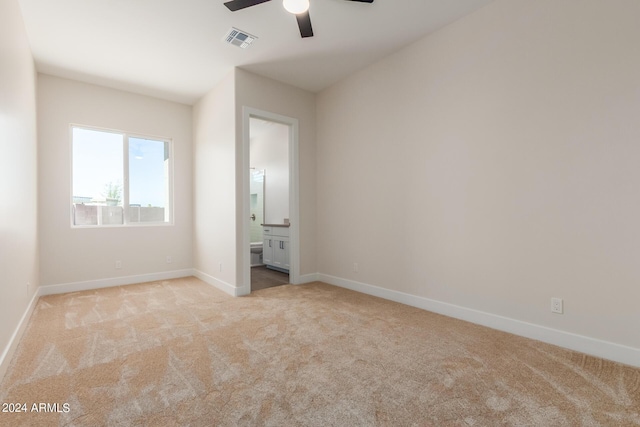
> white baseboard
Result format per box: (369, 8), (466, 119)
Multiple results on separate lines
(39, 269), (195, 296)
(193, 269), (244, 297)
(296, 272), (319, 284)
(236, 286), (251, 296)
(318, 273), (640, 369)
(0, 289), (41, 383)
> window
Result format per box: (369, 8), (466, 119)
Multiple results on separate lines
(71, 126), (172, 226)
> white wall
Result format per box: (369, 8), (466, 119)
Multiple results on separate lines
(317, 0), (640, 353)
(235, 69), (317, 279)
(192, 71), (238, 292)
(192, 69), (316, 292)
(37, 75), (193, 286)
(250, 120), (290, 224)
(0, 0), (39, 377)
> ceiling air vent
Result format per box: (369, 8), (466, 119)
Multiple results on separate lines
(223, 27), (257, 49)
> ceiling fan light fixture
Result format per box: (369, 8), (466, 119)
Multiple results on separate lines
(283, 0), (309, 15)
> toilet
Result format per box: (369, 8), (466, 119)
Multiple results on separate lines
(250, 242), (263, 266)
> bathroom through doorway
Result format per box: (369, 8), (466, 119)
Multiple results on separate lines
(242, 107), (300, 293)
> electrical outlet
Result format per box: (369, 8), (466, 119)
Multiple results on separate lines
(166, 256), (172, 264)
(353, 263), (359, 273)
(115, 260), (122, 270)
(551, 297), (563, 314)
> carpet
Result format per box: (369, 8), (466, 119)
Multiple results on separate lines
(0, 277), (638, 426)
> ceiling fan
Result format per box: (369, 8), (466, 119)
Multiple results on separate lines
(223, 0), (374, 38)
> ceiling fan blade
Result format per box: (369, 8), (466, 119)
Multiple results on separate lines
(296, 11), (314, 38)
(224, 0), (271, 12)
(344, 0), (374, 2)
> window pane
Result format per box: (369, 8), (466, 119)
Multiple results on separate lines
(128, 137), (170, 223)
(72, 128), (124, 225)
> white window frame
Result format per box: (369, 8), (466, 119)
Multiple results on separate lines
(70, 124), (174, 228)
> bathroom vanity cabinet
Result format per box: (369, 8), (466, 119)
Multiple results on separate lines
(263, 225), (289, 272)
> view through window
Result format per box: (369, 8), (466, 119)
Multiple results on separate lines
(72, 126), (171, 226)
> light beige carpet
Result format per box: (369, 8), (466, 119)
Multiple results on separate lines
(1, 277), (639, 426)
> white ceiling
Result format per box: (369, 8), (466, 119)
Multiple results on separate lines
(18, 0), (494, 105)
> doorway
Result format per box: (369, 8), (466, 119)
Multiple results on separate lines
(242, 107), (299, 293)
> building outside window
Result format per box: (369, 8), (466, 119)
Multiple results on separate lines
(71, 126), (172, 227)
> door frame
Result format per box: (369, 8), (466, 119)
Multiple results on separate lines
(241, 107), (300, 292)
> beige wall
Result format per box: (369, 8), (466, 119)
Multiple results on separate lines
(317, 0), (640, 350)
(0, 0), (39, 373)
(235, 69), (317, 279)
(37, 75), (193, 286)
(192, 68), (316, 291)
(192, 71), (238, 290)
